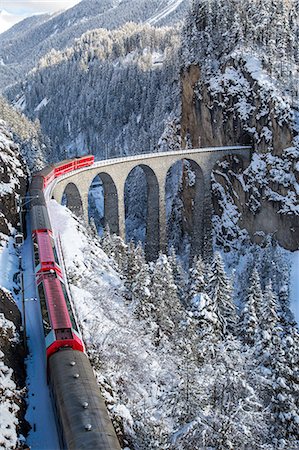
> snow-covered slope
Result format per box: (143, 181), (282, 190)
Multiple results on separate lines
(47, 199), (299, 449)
(147, 0), (185, 25)
(0, 96), (47, 170)
(6, 24), (181, 161)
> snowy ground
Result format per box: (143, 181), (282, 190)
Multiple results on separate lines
(290, 250), (299, 325)
(47, 198), (299, 449)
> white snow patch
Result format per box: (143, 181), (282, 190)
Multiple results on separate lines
(147, 0), (184, 25)
(290, 251), (299, 325)
(34, 97), (50, 112)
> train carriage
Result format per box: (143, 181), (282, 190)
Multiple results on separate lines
(36, 271), (83, 358)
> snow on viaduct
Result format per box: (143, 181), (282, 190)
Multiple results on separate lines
(49, 146), (251, 258)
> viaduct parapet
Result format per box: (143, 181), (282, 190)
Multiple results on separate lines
(48, 146), (251, 259)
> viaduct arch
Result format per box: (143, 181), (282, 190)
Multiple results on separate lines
(50, 146), (251, 259)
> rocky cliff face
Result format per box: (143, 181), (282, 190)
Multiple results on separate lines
(0, 288), (29, 448)
(0, 120), (27, 241)
(180, 0), (299, 251)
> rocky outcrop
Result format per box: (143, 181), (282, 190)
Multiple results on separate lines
(0, 121), (27, 240)
(0, 119), (31, 448)
(181, 63), (299, 251)
(0, 288), (30, 448)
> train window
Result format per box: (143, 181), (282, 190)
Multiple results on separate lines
(55, 328), (72, 340)
(60, 283), (79, 332)
(50, 238), (59, 265)
(38, 284), (51, 336)
(33, 239), (39, 267)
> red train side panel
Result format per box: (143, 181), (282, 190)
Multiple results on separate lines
(36, 155), (94, 189)
(54, 155), (94, 178)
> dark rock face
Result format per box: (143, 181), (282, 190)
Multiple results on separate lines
(181, 64), (298, 251)
(0, 122), (27, 238)
(0, 288), (30, 442)
(0, 120), (30, 447)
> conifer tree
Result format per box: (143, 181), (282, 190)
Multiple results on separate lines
(270, 327), (299, 442)
(207, 252), (236, 335)
(260, 280), (279, 335)
(150, 253), (184, 344)
(168, 247), (187, 304)
(132, 260), (153, 322)
(124, 241), (145, 303)
(239, 267), (260, 345)
(187, 255), (206, 311)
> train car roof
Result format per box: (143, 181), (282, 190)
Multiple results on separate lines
(35, 166), (54, 177)
(30, 205), (51, 232)
(49, 350), (121, 450)
(35, 232), (55, 262)
(41, 273), (72, 330)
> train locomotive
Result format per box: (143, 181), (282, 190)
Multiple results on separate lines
(29, 156), (121, 450)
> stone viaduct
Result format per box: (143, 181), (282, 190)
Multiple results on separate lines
(48, 146), (251, 259)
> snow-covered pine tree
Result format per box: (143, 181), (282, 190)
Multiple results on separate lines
(100, 224), (113, 256)
(172, 337), (270, 450)
(150, 253), (184, 345)
(123, 241), (145, 303)
(100, 225), (128, 273)
(278, 285), (297, 329)
(168, 247), (187, 304)
(207, 252), (236, 335)
(132, 260), (153, 322)
(196, 291), (224, 344)
(260, 280), (280, 335)
(239, 267), (261, 345)
(187, 254), (206, 311)
(270, 326), (299, 445)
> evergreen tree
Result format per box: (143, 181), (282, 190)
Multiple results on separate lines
(124, 241), (145, 303)
(260, 280), (279, 335)
(132, 260), (153, 322)
(150, 253), (184, 344)
(173, 337), (269, 450)
(168, 247), (187, 304)
(239, 267), (260, 345)
(207, 252), (236, 335)
(270, 327), (299, 443)
(187, 254), (206, 311)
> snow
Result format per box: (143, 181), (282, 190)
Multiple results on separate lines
(147, 0), (184, 25)
(290, 251), (299, 325)
(152, 51), (164, 66)
(0, 315), (20, 449)
(0, 239), (18, 290)
(34, 97), (50, 112)
(14, 95), (26, 112)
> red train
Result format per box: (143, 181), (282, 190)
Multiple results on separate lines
(30, 156), (94, 358)
(29, 156), (121, 449)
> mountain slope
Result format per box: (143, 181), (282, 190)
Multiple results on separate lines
(0, 0), (190, 90)
(6, 23), (181, 161)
